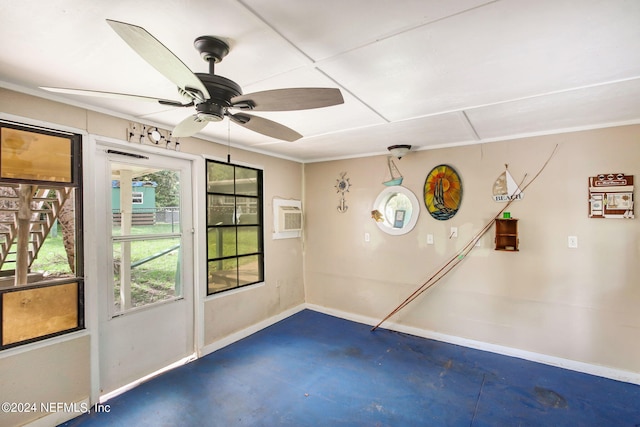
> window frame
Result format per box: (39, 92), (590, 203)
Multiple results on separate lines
(205, 159), (264, 295)
(0, 120), (84, 350)
(131, 191), (144, 204)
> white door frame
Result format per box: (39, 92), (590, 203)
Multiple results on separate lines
(84, 135), (204, 403)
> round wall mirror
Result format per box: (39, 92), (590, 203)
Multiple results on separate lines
(372, 186), (420, 235)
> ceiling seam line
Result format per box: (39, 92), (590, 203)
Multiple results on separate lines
(314, 68), (390, 123)
(235, 0), (501, 70)
(222, 1), (396, 128)
(461, 111), (481, 141)
(382, 75), (640, 125)
(308, 0), (502, 63)
(236, 0), (316, 65)
(461, 76), (640, 113)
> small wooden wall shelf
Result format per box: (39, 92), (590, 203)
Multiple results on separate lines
(495, 218), (519, 251)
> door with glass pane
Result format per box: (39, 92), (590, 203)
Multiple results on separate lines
(95, 146), (194, 395)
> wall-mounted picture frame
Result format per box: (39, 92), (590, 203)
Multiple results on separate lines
(393, 210), (406, 228)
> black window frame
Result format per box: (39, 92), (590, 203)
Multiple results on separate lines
(206, 159), (264, 295)
(0, 120), (84, 350)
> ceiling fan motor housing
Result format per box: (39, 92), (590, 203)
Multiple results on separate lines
(195, 73), (243, 121)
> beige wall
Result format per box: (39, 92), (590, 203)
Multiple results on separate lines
(0, 336), (90, 426)
(304, 125), (640, 375)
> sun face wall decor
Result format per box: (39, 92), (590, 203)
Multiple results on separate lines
(424, 164), (462, 220)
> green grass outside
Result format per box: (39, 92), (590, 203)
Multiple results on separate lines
(112, 224), (180, 310)
(15, 222), (260, 307)
(113, 240), (180, 310)
(31, 231), (72, 275)
(22, 223), (181, 310)
(207, 227), (260, 259)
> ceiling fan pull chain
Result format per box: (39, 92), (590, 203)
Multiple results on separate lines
(227, 120), (231, 163)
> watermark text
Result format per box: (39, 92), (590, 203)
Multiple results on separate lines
(2, 401), (110, 414)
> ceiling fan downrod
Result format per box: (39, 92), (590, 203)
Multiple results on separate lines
(194, 36), (230, 75)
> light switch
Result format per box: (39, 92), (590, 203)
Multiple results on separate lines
(568, 236), (578, 248)
(427, 234), (434, 244)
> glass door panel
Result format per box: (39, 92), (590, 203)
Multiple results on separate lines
(110, 163), (182, 315)
(112, 237), (181, 313)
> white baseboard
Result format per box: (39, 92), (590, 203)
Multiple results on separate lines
(200, 304), (306, 357)
(305, 303), (640, 386)
(99, 354), (197, 404)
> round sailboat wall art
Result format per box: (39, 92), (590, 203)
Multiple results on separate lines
(424, 164), (462, 220)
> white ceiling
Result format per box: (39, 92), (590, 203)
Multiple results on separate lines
(1, 0), (639, 162)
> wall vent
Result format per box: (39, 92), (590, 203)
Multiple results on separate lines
(277, 206), (302, 232)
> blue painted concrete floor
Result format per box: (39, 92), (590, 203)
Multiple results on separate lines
(61, 309), (640, 426)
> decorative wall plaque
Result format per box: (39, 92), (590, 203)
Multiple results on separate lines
(424, 164), (462, 220)
(335, 172), (350, 213)
(492, 164), (524, 202)
(588, 173), (634, 219)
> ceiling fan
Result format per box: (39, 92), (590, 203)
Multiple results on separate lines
(41, 19), (344, 141)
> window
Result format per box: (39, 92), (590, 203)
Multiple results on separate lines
(206, 160), (263, 295)
(0, 121), (83, 349)
(132, 191), (143, 204)
(111, 166), (182, 314)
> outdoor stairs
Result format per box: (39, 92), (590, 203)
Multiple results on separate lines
(0, 184), (72, 269)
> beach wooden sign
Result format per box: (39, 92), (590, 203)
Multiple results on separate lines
(492, 165), (524, 202)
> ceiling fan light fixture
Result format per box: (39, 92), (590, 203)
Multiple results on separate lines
(388, 144), (412, 159)
(196, 113), (222, 122)
(196, 102), (225, 122)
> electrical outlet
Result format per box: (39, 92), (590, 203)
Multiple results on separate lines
(450, 227), (458, 238)
(427, 234), (434, 244)
(568, 236), (578, 248)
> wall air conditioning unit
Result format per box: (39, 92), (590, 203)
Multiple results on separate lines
(277, 206), (302, 232)
(273, 198), (302, 239)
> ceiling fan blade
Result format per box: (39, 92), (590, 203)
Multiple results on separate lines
(230, 88), (344, 111)
(40, 86), (189, 107)
(172, 115), (208, 137)
(106, 19), (210, 100)
(228, 113), (302, 142)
